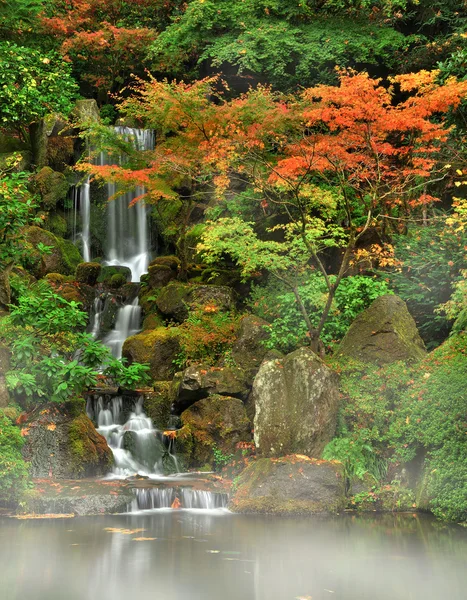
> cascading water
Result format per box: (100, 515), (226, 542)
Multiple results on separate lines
(86, 395), (178, 478)
(99, 127), (154, 282)
(101, 297), (141, 359)
(131, 487), (229, 511)
(72, 176), (91, 262)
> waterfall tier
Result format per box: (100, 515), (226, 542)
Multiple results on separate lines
(131, 487), (229, 511)
(86, 395), (178, 478)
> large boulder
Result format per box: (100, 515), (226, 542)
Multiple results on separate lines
(156, 282), (235, 322)
(21, 400), (113, 478)
(32, 167), (69, 209)
(229, 456), (346, 514)
(75, 262), (101, 286)
(231, 314), (271, 378)
(122, 327), (181, 381)
(143, 382), (172, 430)
(337, 294), (426, 365)
(253, 347), (339, 458)
(72, 99), (101, 124)
(177, 395), (251, 468)
(24, 226), (82, 277)
(172, 364), (250, 414)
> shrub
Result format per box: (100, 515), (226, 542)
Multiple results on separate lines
(0, 413), (29, 505)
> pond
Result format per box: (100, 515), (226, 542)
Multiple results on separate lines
(0, 512), (466, 600)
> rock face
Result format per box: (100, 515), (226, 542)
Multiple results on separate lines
(156, 282), (235, 322)
(143, 382), (172, 430)
(75, 262), (101, 286)
(337, 294), (426, 365)
(32, 167), (68, 209)
(177, 395), (251, 468)
(122, 327), (181, 381)
(231, 315), (271, 378)
(72, 99), (101, 124)
(22, 400), (113, 478)
(253, 348), (339, 458)
(172, 364), (250, 414)
(229, 456), (346, 514)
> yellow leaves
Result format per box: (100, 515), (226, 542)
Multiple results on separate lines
(132, 537), (157, 542)
(104, 528), (145, 535)
(46, 423), (56, 431)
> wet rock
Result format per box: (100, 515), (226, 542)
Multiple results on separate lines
(23, 226), (82, 277)
(253, 347), (339, 458)
(22, 399), (113, 478)
(97, 265), (132, 285)
(177, 395), (251, 469)
(337, 294), (426, 365)
(156, 282), (235, 322)
(122, 327), (181, 381)
(147, 264), (175, 288)
(75, 262), (101, 286)
(143, 382), (172, 430)
(172, 364), (250, 414)
(229, 456), (346, 515)
(149, 255), (180, 271)
(231, 315), (271, 378)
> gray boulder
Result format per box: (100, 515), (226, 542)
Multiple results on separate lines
(253, 347), (339, 458)
(337, 294), (426, 365)
(229, 456), (345, 514)
(231, 314), (271, 378)
(156, 282), (235, 322)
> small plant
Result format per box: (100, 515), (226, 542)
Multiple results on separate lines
(212, 445), (234, 470)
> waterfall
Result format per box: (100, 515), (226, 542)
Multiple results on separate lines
(100, 127), (154, 282)
(87, 395), (179, 478)
(130, 487), (229, 511)
(101, 297), (141, 359)
(89, 296), (104, 338)
(72, 177), (91, 262)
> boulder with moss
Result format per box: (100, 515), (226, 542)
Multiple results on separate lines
(229, 456), (346, 515)
(148, 264), (176, 289)
(21, 399), (113, 478)
(231, 315), (271, 378)
(72, 99), (101, 124)
(76, 262), (101, 286)
(32, 167), (69, 209)
(253, 347), (339, 458)
(97, 265), (131, 286)
(172, 364), (250, 414)
(23, 226), (82, 277)
(337, 295), (426, 365)
(156, 282), (235, 322)
(122, 327), (181, 381)
(143, 382), (172, 430)
(44, 212), (68, 237)
(177, 395), (251, 469)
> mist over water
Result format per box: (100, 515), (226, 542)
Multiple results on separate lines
(1, 513), (466, 600)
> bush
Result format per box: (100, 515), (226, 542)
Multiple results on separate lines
(0, 413), (29, 505)
(249, 273), (392, 353)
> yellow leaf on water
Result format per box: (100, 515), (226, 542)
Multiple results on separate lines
(104, 528), (145, 535)
(132, 537), (157, 542)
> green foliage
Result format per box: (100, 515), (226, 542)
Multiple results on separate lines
(249, 274), (392, 353)
(0, 165), (39, 268)
(212, 445), (234, 470)
(0, 41), (78, 134)
(103, 358), (151, 389)
(151, 2), (412, 89)
(174, 309), (239, 369)
(388, 220), (467, 346)
(323, 437), (387, 482)
(0, 412), (29, 504)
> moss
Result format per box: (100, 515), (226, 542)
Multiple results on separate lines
(151, 198), (183, 245)
(22, 227), (82, 277)
(44, 213), (67, 237)
(350, 485), (416, 513)
(33, 167), (69, 209)
(122, 326), (181, 381)
(142, 313), (164, 331)
(144, 382), (172, 430)
(150, 256), (180, 270)
(185, 223), (206, 262)
(76, 262), (101, 286)
(110, 273), (127, 288)
(97, 265), (131, 285)
(53, 236), (82, 275)
(68, 414), (113, 477)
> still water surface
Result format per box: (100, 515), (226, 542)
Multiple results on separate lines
(0, 512), (466, 600)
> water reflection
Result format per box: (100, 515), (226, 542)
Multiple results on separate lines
(0, 513), (466, 600)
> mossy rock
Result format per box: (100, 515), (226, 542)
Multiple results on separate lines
(143, 382), (172, 430)
(0, 150), (32, 172)
(147, 264), (175, 289)
(149, 256), (180, 271)
(22, 401), (113, 479)
(72, 99), (101, 124)
(151, 198), (183, 244)
(32, 166), (69, 209)
(110, 273), (127, 288)
(23, 226), (82, 277)
(337, 295), (426, 365)
(142, 313), (165, 331)
(44, 212), (67, 237)
(97, 265), (131, 285)
(229, 456), (346, 515)
(350, 485), (416, 513)
(76, 262), (102, 286)
(201, 268), (241, 288)
(156, 282), (235, 322)
(122, 327), (182, 381)
(178, 395), (251, 469)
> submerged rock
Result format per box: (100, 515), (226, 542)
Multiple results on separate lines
(253, 347), (339, 458)
(22, 399), (113, 478)
(156, 282), (235, 322)
(122, 327), (181, 381)
(172, 364), (250, 414)
(337, 294), (426, 365)
(177, 395), (251, 469)
(229, 456), (345, 515)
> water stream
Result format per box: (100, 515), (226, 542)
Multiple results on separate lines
(101, 298), (142, 359)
